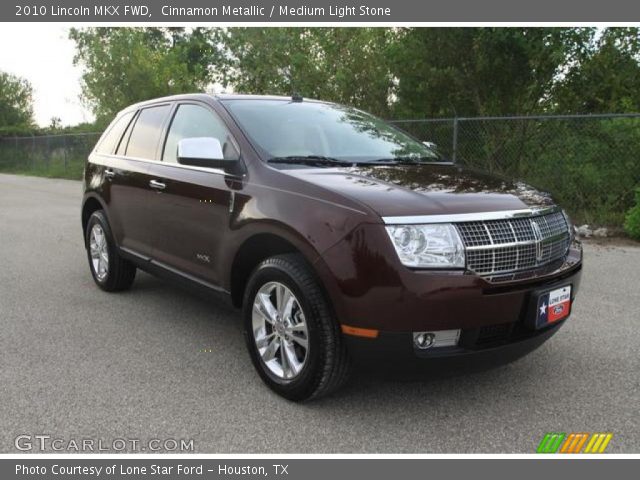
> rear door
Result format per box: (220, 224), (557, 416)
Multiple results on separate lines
(108, 103), (172, 259)
(145, 101), (241, 286)
(89, 111), (136, 236)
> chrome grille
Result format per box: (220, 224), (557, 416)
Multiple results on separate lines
(456, 211), (570, 277)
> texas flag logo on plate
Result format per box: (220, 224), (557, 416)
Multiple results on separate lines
(537, 285), (572, 327)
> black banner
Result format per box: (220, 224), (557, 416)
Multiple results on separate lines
(3, 459), (639, 480)
(5, 0), (640, 22)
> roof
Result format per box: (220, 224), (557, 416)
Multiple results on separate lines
(119, 93), (324, 115)
(215, 93), (306, 101)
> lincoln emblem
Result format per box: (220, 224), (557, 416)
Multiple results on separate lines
(531, 219), (544, 262)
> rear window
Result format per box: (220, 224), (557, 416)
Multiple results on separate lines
(94, 111), (134, 155)
(125, 105), (171, 160)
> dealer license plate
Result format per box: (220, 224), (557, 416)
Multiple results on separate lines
(536, 285), (572, 328)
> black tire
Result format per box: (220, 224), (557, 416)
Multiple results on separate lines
(85, 210), (136, 292)
(243, 254), (351, 401)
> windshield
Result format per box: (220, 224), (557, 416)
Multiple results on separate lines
(222, 99), (444, 164)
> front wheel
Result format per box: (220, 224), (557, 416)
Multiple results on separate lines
(243, 254), (351, 401)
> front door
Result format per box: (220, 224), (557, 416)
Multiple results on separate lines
(145, 102), (241, 287)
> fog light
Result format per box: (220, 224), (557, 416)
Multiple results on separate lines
(413, 329), (461, 349)
(413, 332), (435, 349)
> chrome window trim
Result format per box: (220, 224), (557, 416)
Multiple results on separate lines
(161, 100), (242, 164)
(382, 206), (561, 225)
(89, 153), (245, 179)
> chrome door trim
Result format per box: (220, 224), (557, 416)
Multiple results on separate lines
(119, 246), (229, 295)
(148, 258), (228, 293)
(119, 246), (150, 262)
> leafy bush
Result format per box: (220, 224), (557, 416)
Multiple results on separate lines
(624, 188), (640, 240)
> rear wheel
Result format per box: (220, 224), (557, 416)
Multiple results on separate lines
(85, 210), (136, 292)
(243, 254), (351, 401)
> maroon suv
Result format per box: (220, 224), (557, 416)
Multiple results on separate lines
(82, 94), (582, 400)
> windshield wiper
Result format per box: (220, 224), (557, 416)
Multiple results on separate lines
(366, 157), (420, 165)
(267, 155), (350, 166)
(366, 156), (442, 165)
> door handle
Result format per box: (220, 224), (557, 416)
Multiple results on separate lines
(149, 180), (166, 191)
(104, 169), (115, 179)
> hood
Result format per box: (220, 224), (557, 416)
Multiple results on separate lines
(283, 163), (555, 217)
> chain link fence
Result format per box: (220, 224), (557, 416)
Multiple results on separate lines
(1, 114), (639, 226)
(0, 132), (101, 180)
(391, 114), (640, 226)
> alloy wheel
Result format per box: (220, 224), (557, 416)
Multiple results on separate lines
(251, 281), (309, 380)
(89, 224), (109, 281)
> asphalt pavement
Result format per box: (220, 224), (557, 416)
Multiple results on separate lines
(0, 173), (638, 453)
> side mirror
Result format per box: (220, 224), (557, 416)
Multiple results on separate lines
(177, 137), (238, 172)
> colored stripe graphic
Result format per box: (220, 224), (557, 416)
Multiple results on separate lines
(560, 434), (575, 453)
(560, 433), (589, 453)
(584, 433), (613, 453)
(597, 433), (613, 453)
(573, 433), (590, 453)
(539, 433), (613, 453)
(537, 433), (565, 453)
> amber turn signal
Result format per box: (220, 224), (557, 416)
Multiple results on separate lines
(341, 324), (379, 338)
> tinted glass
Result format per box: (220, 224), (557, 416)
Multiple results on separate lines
(95, 111), (134, 155)
(126, 105), (171, 160)
(115, 111), (137, 156)
(223, 100), (442, 163)
(163, 104), (239, 163)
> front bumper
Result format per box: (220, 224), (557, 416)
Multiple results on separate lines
(345, 316), (566, 374)
(341, 258), (580, 370)
(312, 224), (582, 369)
(314, 223), (583, 333)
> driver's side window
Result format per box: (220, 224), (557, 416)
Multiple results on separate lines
(162, 104), (239, 163)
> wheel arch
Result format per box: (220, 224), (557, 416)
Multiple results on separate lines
(81, 194), (108, 246)
(224, 204), (352, 310)
(230, 232), (314, 308)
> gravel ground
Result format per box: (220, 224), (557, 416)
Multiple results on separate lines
(0, 173), (638, 453)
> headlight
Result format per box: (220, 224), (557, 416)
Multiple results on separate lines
(385, 223), (465, 268)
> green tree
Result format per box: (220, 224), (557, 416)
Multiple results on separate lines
(0, 71), (35, 130)
(217, 28), (397, 117)
(390, 28), (593, 118)
(69, 27), (221, 125)
(552, 28), (640, 113)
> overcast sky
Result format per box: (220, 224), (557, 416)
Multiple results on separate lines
(0, 25), (94, 127)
